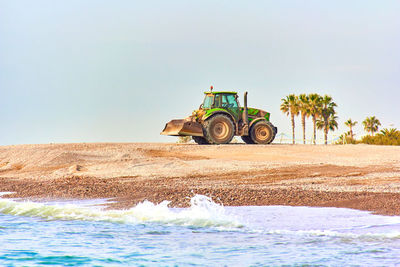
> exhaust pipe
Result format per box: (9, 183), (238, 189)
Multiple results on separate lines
(242, 91), (249, 135)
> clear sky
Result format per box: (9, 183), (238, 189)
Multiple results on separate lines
(1, 0), (399, 145)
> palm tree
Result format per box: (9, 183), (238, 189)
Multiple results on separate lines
(307, 93), (322, 144)
(298, 94), (310, 144)
(344, 119), (358, 140)
(317, 114), (338, 144)
(318, 95), (337, 144)
(362, 116), (381, 136)
(280, 94), (300, 144)
(379, 128), (400, 138)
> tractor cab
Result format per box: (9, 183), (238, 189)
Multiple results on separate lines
(201, 91), (241, 121)
(202, 92), (239, 109)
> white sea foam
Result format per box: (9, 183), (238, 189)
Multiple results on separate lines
(262, 229), (400, 240)
(0, 195), (243, 228)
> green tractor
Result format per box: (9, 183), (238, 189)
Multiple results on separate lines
(161, 87), (277, 144)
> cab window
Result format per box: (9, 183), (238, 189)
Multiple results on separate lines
(203, 95), (214, 109)
(219, 94), (238, 108)
(214, 94), (222, 107)
(226, 94), (238, 108)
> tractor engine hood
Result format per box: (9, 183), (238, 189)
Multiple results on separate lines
(243, 107), (271, 121)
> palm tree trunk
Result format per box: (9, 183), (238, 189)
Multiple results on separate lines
(324, 121), (328, 145)
(312, 115), (317, 145)
(350, 126), (353, 140)
(302, 114), (306, 144)
(291, 113), (295, 144)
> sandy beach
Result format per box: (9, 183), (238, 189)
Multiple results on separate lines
(0, 143), (399, 215)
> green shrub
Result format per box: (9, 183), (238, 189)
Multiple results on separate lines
(177, 136), (192, 143)
(335, 132), (357, 144)
(360, 128), (400, 145)
(335, 136), (354, 144)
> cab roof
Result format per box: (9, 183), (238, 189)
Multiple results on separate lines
(204, 91), (237, 95)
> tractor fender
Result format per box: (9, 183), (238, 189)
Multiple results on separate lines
(249, 118), (269, 128)
(202, 109), (236, 124)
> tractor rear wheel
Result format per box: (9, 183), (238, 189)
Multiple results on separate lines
(192, 136), (209, 145)
(203, 114), (234, 144)
(241, 135), (255, 144)
(250, 121), (276, 144)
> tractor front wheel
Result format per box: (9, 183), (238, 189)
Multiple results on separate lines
(203, 114), (235, 144)
(250, 121), (276, 144)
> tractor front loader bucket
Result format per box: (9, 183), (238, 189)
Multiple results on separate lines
(161, 120), (204, 137)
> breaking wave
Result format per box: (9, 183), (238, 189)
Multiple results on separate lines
(0, 195), (243, 229)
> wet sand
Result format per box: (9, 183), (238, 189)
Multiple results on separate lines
(0, 143), (399, 215)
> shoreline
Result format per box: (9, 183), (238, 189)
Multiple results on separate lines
(1, 143), (400, 215)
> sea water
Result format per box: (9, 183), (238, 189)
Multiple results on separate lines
(0, 194), (400, 266)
